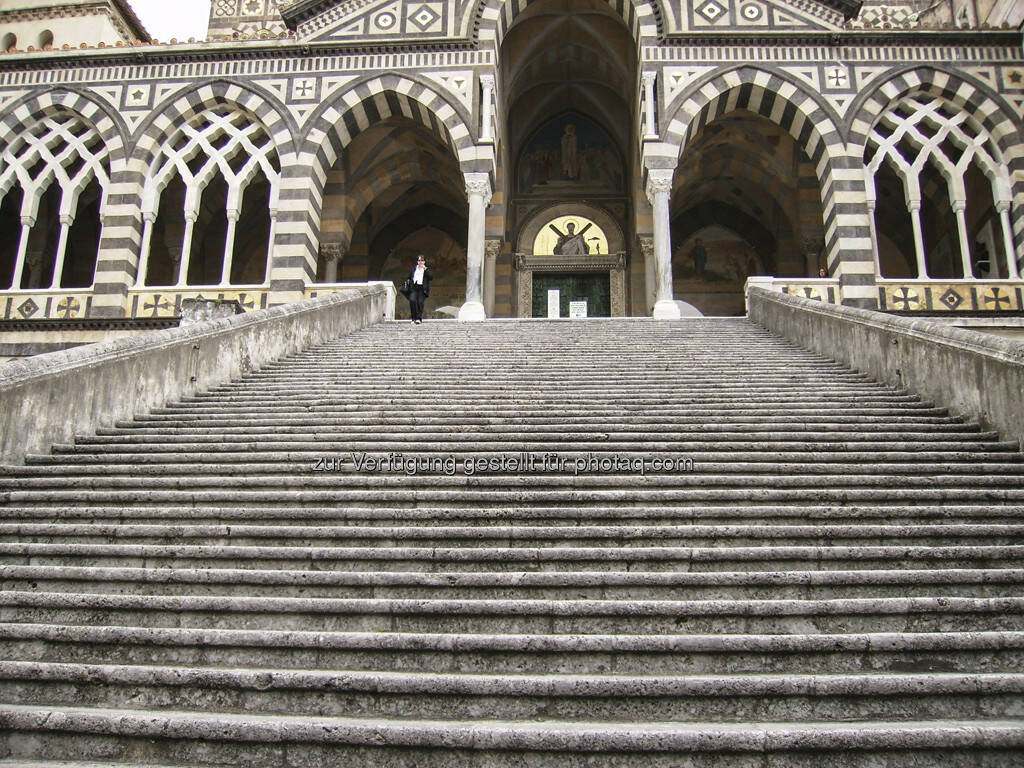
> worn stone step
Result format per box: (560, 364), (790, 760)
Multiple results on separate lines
(2, 522), (1022, 548)
(6, 487), (1024, 507)
(3, 622), (1022, 675)
(2, 591), (1023, 634)
(2, 565), (1021, 601)
(2, 705), (1022, 768)
(3, 662), (1023, 722)
(1, 503), (1019, 525)
(3, 542), (1018, 572)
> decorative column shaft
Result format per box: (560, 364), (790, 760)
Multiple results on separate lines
(480, 74), (495, 144)
(996, 202), (1020, 279)
(951, 200), (973, 279)
(458, 173), (492, 322)
(641, 72), (658, 140)
(49, 215), (74, 289)
(645, 169), (680, 319)
(220, 210), (240, 286)
(907, 199), (928, 279)
(176, 212), (198, 287)
(135, 213), (157, 287)
(321, 243), (343, 283)
(9, 215), (35, 289)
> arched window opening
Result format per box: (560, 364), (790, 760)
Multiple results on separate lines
(865, 94), (1018, 280)
(232, 168), (271, 284)
(23, 183), (60, 289)
(62, 177), (102, 288)
(0, 111), (111, 290)
(138, 105), (281, 288)
(1, 33), (16, 52)
(0, 186), (24, 288)
(38, 30), (53, 50)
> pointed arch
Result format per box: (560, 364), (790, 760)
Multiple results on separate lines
(303, 74), (476, 179)
(0, 87), (127, 165)
(659, 65), (874, 304)
(851, 67), (1024, 267)
(0, 88), (123, 292)
(135, 79), (296, 169)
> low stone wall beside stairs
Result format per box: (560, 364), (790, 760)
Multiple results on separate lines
(747, 286), (1024, 448)
(0, 284), (394, 466)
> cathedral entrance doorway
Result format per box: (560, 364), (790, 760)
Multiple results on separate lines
(532, 272), (611, 318)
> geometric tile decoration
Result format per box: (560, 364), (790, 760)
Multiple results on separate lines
(879, 283), (1023, 313)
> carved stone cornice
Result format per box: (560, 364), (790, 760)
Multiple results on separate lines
(514, 252), (626, 272)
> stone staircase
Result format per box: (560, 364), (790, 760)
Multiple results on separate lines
(0, 317), (1023, 767)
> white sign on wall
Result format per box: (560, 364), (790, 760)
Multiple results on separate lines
(569, 300), (588, 318)
(547, 289), (560, 318)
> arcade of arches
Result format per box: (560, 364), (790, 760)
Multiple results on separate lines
(0, 0), (1022, 326)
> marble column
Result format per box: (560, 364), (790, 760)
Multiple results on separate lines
(49, 215), (73, 289)
(645, 169), (680, 319)
(9, 215), (35, 289)
(220, 209), (240, 286)
(641, 72), (658, 140)
(951, 200), (973, 279)
(483, 237), (500, 317)
(135, 212), (157, 287)
(480, 74), (495, 144)
(996, 201), (1020, 279)
(321, 243), (343, 283)
(907, 199), (929, 279)
(458, 172), (492, 322)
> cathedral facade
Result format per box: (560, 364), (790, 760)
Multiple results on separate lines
(0, 0), (1022, 330)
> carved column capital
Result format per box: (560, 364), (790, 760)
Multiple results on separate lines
(641, 71), (658, 87)
(464, 172), (493, 206)
(484, 238), (502, 259)
(320, 243), (344, 263)
(479, 73), (495, 89)
(645, 169), (674, 206)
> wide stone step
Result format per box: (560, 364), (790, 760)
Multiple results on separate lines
(2, 503), (1018, 525)
(2, 565), (1021, 600)
(6, 487), (1024, 507)
(1, 522), (1022, 548)
(3, 622), (1022, 675)
(2, 704), (1022, 768)
(1, 542), (1021, 572)
(9, 459), (1023, 483)
(3, 591), (1023, 634)
(3, 662), (1023, 722)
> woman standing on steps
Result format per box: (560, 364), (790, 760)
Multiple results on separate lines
(407, 254), (432, 324)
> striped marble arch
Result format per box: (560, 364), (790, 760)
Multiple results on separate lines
(658, 65), (875, 304)
(851, 67), (1024, 267)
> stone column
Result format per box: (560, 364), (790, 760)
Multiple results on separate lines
(996, 201), (1020, 279)
(9, 215), (35, 289)
(951, 200), (973, 279)
(483, 237), (500, 317)
(458, 172), (492, 322)
(907, 199), (929, 279)
(645, 169), (680, 319)
(49, 215), (73, 289)
(480, 74), (495, 144)
(134, 213), (157, 287)
(176, 212), (198, 287)
(220, 209), (240, 286)
(638, 236), (656, 314)
(641, 72), (658, 140)
(321, 243), (343, 283)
